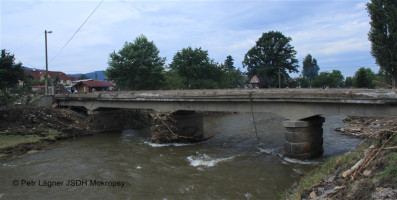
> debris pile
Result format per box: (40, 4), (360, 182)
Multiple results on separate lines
(335, 116), (397, 138)
(0, 106), (90, 160)
(298, 117), (397, 200)
(150, 112), (213, 144)
(0, 106), (89, 137)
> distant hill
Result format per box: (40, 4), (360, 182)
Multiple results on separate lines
(22, 66), (34, 71)
(68, 71), (106, 81)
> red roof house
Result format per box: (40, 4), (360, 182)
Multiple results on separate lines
(73, 81), (115, 93)
(24, 70), (43, 80)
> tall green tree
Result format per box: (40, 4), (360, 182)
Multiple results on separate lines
(242, 31), (299, 88)
(345, 77), (353, 88)
(302, 54), (320, 86)
(312, 70), (344, 88)
(106, 35), (166, 90)
(164, 70), (185, 89)
(0, 50), (24, 92)
(220, 55), (244, 88)
(224, 55), (235, 71)
(294, 76), (310, 88)
(352, 67), (376, 88)
(169, 47), (222, 89)
(367, 0), (397, 88)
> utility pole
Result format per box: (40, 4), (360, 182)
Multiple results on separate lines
(44, 30), (52, 95)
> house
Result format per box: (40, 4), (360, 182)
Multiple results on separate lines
(245, 75), (262, 89)
(24, 70), (76, 87)
(46, 71), (75, 86)
(73, 81), (115, 93)
(24, 70), (42, 80)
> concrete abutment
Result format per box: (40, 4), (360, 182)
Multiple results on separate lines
(283, 115), (325, 159)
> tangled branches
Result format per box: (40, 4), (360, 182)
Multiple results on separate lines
(149, 112), (213, 144)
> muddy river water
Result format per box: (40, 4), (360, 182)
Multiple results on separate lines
(0, 113), (361, 199)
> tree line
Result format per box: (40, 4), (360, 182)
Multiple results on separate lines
(106, 0), (396, 90)
(106, 37), (245, 90)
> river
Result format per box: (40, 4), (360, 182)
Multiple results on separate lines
(0, 113), (361, 199)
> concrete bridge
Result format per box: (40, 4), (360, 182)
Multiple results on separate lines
(55, 89), (397, 159)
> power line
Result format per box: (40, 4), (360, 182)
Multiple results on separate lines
(49, 0), (104, 64)
(12, 33), (43, 52)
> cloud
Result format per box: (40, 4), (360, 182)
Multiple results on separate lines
(1, 0), (376, 76)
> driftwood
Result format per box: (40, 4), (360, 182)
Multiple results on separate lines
(369, 146), (397, 150)
(348, 131), (397, 180)
(342, 158), (365, 178)
(150, 112), (214, 144)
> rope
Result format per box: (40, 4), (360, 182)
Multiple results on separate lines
(249, 92), (260, 146)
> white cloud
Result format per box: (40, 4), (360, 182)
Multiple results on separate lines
(1, 0), (376, 76)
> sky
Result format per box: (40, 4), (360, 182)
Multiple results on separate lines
(1, 0), (377, 77)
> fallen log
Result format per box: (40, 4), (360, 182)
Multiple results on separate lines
(342, 158), (365, 178)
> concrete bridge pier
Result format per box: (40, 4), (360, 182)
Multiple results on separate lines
(283, 115), (325, 159)
(88, 109), (123, 133)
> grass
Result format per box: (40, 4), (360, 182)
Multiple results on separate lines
(0, 134), (41, 149)
(43, 129), (61, 141)
(282, 150), (363, 200)
(381, 165), (397, 177)
(378, 149), (397, 178)
(0, 129), (61, 149)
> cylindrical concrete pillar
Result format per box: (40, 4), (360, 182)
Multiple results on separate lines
(283, 115), (324, 159)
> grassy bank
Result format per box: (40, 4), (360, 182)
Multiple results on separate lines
(0, 129), (64, 159)
(282, 118), (397, 199)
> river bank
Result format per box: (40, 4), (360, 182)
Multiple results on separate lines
(284, 116), (397, 199)
(0, 106), (90, 160)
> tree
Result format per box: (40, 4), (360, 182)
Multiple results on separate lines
(106, 35), (166, 90)
(220, 68), (245, 88)
(164, 70), (185, 89)
(329, 70), (344, 88)
(367, 0), (397, 88)
(79, 74), (89, 80)
(345, 77), (353, 88)
(0, 50), (24, 92)
(224, 55), (235, 71)
(169, 47), (222, 89)
(242, 31), (299, 88)
(302, 54), (320, 86)
(352, 67), (376, 88)
(294, 76), (310, 88)
(312, 70), (344, 88)
(376, 68), (392, 88)
(220, 55), (244, 88)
